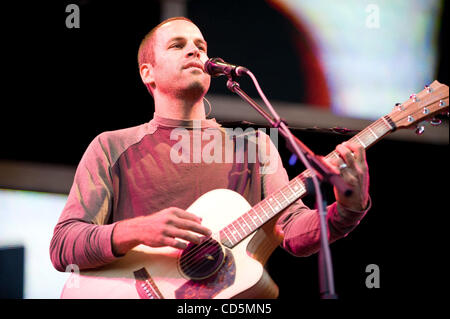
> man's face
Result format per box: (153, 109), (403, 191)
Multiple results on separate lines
(149, 20), (211, 97)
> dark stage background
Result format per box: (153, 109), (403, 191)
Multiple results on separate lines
(1, 0), (448, 301)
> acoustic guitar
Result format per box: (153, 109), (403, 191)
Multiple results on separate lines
(61, 81), (448, 299)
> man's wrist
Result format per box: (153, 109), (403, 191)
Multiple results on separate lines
(337, 196), (372, 214)
(111, 218), (140, 256)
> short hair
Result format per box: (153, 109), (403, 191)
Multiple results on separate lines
(137, 16), (194, 67)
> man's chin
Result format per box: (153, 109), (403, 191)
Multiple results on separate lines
(178, 80), (210, 100)
(189, 77), (210, 93)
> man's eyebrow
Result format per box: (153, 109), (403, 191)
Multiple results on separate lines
(166, 37), (207, 47)
(195, 38), (208, 47)
(167, 36), (184, 44)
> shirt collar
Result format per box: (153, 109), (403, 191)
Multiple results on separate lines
(149, 113), (222, 129)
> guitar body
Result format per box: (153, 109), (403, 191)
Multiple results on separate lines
(61, 189), (281, 299)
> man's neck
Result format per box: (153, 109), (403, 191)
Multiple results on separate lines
(154, 94), (206, 120)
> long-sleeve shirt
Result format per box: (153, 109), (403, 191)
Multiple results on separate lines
(50, 114), (369, 272)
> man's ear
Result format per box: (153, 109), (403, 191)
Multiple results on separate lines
(139, 63), (155, 87)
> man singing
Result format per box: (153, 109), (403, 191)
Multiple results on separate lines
(50, 17), (370, 298)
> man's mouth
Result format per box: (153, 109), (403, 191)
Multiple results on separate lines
(184, 61), (204, 71)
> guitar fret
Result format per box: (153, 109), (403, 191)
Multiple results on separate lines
(258, 204), (270, 219)
(291, 179), (302, 192)
(240, 215), (252, 230)
(237, 216), (250, 235)
(221, 230), (233, 245)
(228, 224), (241, 241)
(296, 179), (306, 192)
(245, 211), (258, 228)
(328, 151), (340, 160)
(227, 226), (239, 243)
(280, 188), (290, 202)
(351, 118), (393, 151)
(289, 188), (298, 200)
(232, 221), (245, 239)
(222, 228), (235, 245)
(368, 127), (378, 139)
(251, 208), (264, 223)
(273, 195), (283, 208)
(266, 199), (276, 214)
(269, 196), (281, 211)
(287, 184), (296, 197)
(355, 135), (366, 148)
(361, 131), (374, 146)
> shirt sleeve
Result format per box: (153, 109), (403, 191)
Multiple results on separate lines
(49, 134), (120, 272)
(258, 130), (370, 257)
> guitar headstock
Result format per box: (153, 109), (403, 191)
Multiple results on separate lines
(388, 80), (449, 130)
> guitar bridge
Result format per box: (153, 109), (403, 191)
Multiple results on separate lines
(133, 267), (164, 299)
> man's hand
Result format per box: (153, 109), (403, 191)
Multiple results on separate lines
(327, 142), (370, 211)
(112, 207), (212, 256)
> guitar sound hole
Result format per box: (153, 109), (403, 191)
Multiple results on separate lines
(178, 237), (225, 280)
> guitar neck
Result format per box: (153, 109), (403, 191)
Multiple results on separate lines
(219, 116), (396, 248)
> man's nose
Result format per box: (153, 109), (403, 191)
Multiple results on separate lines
(186, 43), (200, 58)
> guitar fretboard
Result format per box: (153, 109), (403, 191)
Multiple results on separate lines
(219, 116), (395, 248)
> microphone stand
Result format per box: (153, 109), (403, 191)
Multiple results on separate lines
(224, 73), (352, 299)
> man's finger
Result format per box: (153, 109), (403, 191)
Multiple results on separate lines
(164, 237), (188, 250)
(335, 144), (356, 168)
(171, 208), (203, 223)
(173, 218), (212, 237)
(166, 227), (203, 245)
(344, 142), (366, 165)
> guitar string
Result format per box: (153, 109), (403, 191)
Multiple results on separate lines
(178, 119), (391, 272)
(180, 106), (449, 275)
(178, 183), (303, 270)
(178, 199), (286, 271)
(178, 156), (328, 268)
(179, 105), (449, 270)
(178, 236), (220, 271)
(178, 192), (292, 270)
(179, 152), (351, 272)
(179, 170), (324, 273)
(178, 189), (294, 267)
(180, 199), (288, 271)
(179, 119), (393, 273)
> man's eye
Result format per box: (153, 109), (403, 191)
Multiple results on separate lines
(171, 43), (183, 49)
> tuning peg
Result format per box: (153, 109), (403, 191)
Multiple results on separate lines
(410, 94), (418, 102)
(394, 102), (404, 111)
(415, 125), (425, 135)
(429, 117), (442, 126)
(425, 85), (433, 93)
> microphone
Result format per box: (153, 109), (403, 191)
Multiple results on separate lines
(203, 57), (248, 78)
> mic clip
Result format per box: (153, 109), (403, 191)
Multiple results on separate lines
(273, 118), (288, 128)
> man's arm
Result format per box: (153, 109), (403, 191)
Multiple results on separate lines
(49, 134), (118, 272)
(258, 132), (371, 257)
(50, 133), (211, 272)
